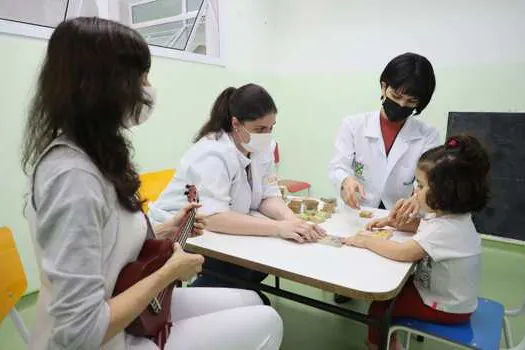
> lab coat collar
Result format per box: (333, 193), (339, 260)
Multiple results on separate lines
(222, 132), (251, 168)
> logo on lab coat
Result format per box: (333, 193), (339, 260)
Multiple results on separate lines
(352, 157), (365, 180)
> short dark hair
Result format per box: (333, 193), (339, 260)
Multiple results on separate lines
(195, 84), (277, 141)
(22, 17), (151, 212)
(418, 134), (490, 214)
(380, 52), (436, 114)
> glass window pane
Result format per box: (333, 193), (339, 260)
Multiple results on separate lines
(131, 0), (182, 24)
(186, 0), (203, 12)
(185, 16), (205, 53)
(0, 0), (67, 28)
(66, 0), (100, 18)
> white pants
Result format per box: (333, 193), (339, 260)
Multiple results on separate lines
(165, 288), (283, 350)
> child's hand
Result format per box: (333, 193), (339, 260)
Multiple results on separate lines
(389, 195), (420, 224)
(343, 232), (370, 248)
(366, 217), (391, 231)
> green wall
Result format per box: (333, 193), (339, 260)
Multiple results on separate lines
(1, 32), (525, 293)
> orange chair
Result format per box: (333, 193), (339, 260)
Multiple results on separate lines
(273, 142), (311, 195)
(139, 169), (176, 212)
(0, 227), (30, 344)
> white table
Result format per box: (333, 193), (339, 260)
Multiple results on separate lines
(186, 206), (414, 301)
(186, 206), (415, 350)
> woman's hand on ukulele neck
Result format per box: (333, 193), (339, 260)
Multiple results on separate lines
(157, 203), (208, 240)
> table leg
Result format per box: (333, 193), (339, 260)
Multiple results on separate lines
(378, 297), (398, 350)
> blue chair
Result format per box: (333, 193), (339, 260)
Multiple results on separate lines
(387, 298), (504, 349)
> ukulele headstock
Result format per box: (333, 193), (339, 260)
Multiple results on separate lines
(184, 184), (199, 204)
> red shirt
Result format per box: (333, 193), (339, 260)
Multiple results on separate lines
(380, 114), (404, 155)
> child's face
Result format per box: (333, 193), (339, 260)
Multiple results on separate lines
(415, 167), (433, 213)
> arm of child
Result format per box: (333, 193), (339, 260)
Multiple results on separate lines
(366, 217), (420, 234)
(344, 235), (425, 262)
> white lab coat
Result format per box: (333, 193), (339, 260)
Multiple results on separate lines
(328, 111), (440, 209)
(149, 131), (281, 224)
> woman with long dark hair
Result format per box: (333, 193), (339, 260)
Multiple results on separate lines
(23, 17), (282, 350)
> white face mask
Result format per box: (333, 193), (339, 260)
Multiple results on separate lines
(125, 85), (156, 127)
(241, 125), (273, 153)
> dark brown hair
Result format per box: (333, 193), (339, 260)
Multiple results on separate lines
(195, 83), (277, 142)
(418, 134), (490, 214)
(22, 17), (151, 212)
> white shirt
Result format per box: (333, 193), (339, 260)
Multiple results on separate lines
(149, 131), (281, 224)
(412, 213), (482, 314)
(328, 111), (440, 209)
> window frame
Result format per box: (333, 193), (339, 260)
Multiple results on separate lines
(0, 0), (225, 67)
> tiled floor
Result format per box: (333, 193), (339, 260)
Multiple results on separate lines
(2, 241), (524, 350)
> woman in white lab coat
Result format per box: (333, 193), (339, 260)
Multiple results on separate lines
(150, 83), (324, 291)
(329, 52), (440, 211)
(328, 52), (440, 303)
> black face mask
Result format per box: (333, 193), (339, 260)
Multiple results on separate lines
(382, 97), (414, 122)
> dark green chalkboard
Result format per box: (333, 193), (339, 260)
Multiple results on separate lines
(447, 112), (525, 240)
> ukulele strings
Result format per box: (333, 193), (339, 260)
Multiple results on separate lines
(156, 208), (197, 304)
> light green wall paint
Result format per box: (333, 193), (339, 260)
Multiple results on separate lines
(267, 63), (525, 197)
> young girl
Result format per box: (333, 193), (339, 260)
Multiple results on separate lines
(344, 135), (490, 350)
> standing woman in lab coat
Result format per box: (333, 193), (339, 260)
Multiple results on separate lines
(328, 53), (440, 304)
(329, 52), (440, 211)
(150, 83), (325, 290)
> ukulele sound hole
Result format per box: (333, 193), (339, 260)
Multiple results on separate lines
(149, 297), (162, 314)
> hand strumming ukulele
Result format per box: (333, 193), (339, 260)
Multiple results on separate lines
(112, 185), (199, 348)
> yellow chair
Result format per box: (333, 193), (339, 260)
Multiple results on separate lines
(0, 227), (30, 344)
(139, 169), (176, 212)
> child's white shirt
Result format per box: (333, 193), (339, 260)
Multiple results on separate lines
(412, 213), (482, 313)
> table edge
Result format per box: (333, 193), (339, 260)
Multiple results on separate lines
(186, 242), (414, 301)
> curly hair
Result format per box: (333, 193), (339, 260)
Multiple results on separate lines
(21, 17), (152, 212)
(418, 134), (490, 214)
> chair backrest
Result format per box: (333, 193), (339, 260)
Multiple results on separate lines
(0, 227), (27, 322)
(139, 169), (176, 212)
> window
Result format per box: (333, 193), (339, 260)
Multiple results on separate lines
(0, 0), (222, 65)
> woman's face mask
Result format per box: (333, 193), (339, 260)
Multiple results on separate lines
(240, 125), (273, 153)
(382, 96), (415, 122)
(125, 85), (157, 127)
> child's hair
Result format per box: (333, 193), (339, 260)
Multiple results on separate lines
(418, 134), (490, 214)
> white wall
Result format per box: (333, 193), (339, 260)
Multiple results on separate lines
(268, 0), (525, 73)
(261, 0), (525, 197)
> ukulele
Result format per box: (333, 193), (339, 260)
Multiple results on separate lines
(113, 185), (198, 347)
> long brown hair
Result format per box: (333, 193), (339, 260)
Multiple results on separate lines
(195, 83), (277, 142)
(22, 17), (151, 212)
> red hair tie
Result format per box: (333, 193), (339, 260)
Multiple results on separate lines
(447, 138), (460, 148)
